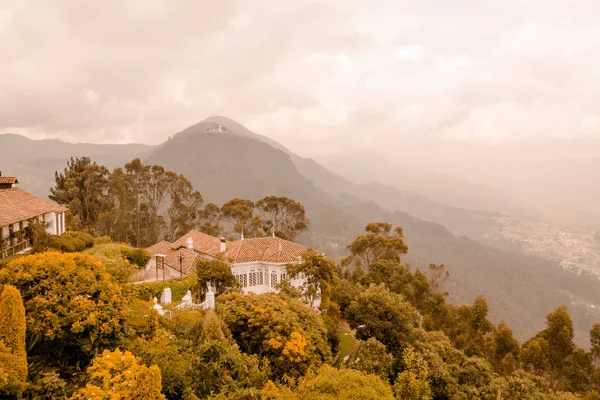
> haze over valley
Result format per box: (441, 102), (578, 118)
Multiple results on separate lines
(1, 1), (600, 398)
(2, 116), (600, 345)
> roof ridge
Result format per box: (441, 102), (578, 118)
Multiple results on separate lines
(234, 239), (243, 263)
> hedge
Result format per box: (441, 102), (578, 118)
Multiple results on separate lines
(121, 248), (151, 269)
(49, 231), (95, 253)
(129, 275), (196, 302)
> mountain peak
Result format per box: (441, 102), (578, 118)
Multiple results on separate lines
(171, 116), (291, 154)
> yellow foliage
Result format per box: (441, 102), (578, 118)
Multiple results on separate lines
(70, 348), (165, 400)
(0, 284), (27, 396)
(268, 336), (284, 350)
(282, 332), (307, 362)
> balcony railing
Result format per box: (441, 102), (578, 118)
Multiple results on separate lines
(0, 238), (32, 259)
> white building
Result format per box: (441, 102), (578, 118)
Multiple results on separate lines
(0, 174), (68, 259)
(144, 230), (308, 295)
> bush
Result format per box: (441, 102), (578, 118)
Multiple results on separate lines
(94, 235), (112, 245)
(218, 292), (332, 379)
(130, 275), (197, 302)
(49, 231), (95, 252)
(92, 245), (138, 283)
(0, 252), (126, 367)
(121, 248), (151, 269)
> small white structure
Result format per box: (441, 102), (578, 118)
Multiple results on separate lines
(153, 297), (165, 316)
(174, 289), (215, 310)
(160, 288), (172, 304)
(177, 290), (194, 309)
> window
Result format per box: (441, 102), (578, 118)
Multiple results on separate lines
(280, 272), (287, 282)
(271, 271), (278, 287)
(234, 272), (248, 287)
(249, 266), (264, 287)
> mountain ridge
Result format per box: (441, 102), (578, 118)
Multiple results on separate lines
(2, 119), (600, 344)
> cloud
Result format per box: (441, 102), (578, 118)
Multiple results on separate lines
(0, 0), (599, 156)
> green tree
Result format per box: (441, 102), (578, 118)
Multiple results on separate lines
(129, 311), (266, 400)
(220, 198), (261, 238)
(256, 195), (309, 240)
(591, 322), (600, 368)
(0, 285), (28, 397)
(349, 338), (394, 382)
(492, 321), (520, 375)
(96, 159), (203, 247)
(196, 257), (240, 296)
(544, 306), (575, 371)
(197, 202), (222, 236)
(394, 347), (432, 400)
(217, 292), (331, 379)
(341, 222), (408, 274)
(263, 365), (395, 400)
(0, 253), (126, 369)
(165, 171), (203, 241)
(70, 348), (165, 400)
(50, 156), (110, 231)
(345, 284), (420, 356)
(564, 348), (593, 392)
(286, 249), (336, 308)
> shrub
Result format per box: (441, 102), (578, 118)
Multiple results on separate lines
(130, 275), (197, 302)
(0, 252), (126, 367)
(121, 247), (151, 269)
(49, 231), (95, 252)
(218, 292), (331, 379)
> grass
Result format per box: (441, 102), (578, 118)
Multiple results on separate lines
(334, 322), (358, 367)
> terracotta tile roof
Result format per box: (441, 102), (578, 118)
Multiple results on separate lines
(149, 231), (310, 272)
(171, 230), (222, 256)
(223, 236), (309, 264)
(146, 240), (174, 256)
(165, 248), (204, 275)
(146, 241), (208, 274)
(0, 187), (68, 227)
(0, 177), (18, 184)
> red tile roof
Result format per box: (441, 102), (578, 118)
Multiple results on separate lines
(146, 231), (310, 275)
(223, 236), (309, 264)
(0, 187), (68, 227)
(0, 177), (18, 184)
(146, 240), (173, 256)
(165, 248), (204, 275)
(146, 240), (211, 274)
(171, 230), (222, 256)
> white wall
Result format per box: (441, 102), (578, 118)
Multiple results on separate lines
(231, 262), (306, 295)
(43, 212), (56, 235)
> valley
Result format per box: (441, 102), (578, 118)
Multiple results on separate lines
(2, 118), (600, 345)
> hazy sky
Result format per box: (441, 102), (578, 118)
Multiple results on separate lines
(1, 0), (599, 156)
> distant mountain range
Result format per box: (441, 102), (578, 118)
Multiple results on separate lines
(2, 117), (599, 345)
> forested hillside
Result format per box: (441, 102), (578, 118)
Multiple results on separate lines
(143, 119), (600, 343)
(2, 117), (600, 344)
(1, 187), (599, 398)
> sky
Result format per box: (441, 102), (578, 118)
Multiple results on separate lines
(1, 0), (599, 157)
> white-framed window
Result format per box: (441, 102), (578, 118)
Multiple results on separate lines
(249, 266), (264, 287)
(280, 272), (287, 282)
(271, 271), (278, 287)
(234, 270), (248, 287)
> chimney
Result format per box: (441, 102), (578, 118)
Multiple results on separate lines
(186, 237), (194, 250)
(220, 237), (226, 252)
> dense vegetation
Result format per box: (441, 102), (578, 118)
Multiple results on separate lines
(1, 219), (599, 398)
(1, 156), (599, 398)
(7, 127), (600, 344)
(49, 156), (309, 246)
